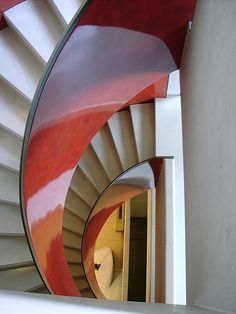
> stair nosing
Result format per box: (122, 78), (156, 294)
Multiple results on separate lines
(62, 226), (83, 237)
(0, 124), (24, 142)
(64, 206), (87, 223)
(0, 199), (20, 207)
(89, 143), (112, 182)
(69, 185), (95, 208)
(0, 74), (32, 104)
(0, 162), (19, 174)
(4, 15), (47, 66)
(47, 0), (68, 28)
(64, 245), (81, 252)
(0, 261), (34, 271)
(64, 244), (82, 251)
(0, 233), (25, 238)
(25, 283), (47, 293)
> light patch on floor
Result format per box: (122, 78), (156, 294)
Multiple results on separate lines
(99, 270), (122, 301)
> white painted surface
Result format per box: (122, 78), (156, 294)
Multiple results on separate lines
(0, 167), (19, 204)
(130, 103), (155, 162)
(108, 111), (138, 171)
(0, 129), (22, 171)
(79, 144), (110, 193)
(63, 209), (85, 235)
(155, 96), (186, 305)
(66, 188), (91, 222)
(49, 0), (83, 25)
(0, 28), (44, 100)
(167, 70), (180, 96)
(70, 168), (99, 207)
(121, 201), (130, 301)
(0, 290), (226, 314)
(4, 0), (64, 63)
(181, 1), (236, 312)
(0, 202), (24, 234)
(0, 79), (29, 137)
(91, 124), (123, 181)
(63, 229), (82, 250)
(148, 188), (156, 303)
(164, 159), (175, 304)
(0, 266), (42, 291)
(0, 238), (32, 266)
(0, 0), (77, 295)
(94, 247), (113, 288)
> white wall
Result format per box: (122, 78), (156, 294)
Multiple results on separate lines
(0, 290), (226, 314)
(155, 95), (185, 305)
(181, 1), (236, 312)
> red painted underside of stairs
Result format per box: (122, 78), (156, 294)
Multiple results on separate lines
(22, 0), (196, 297)
(79, 0), (196, 67)
(0, 0), (25, 29)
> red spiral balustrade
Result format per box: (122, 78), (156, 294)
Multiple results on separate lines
(22, 0), (197, 296)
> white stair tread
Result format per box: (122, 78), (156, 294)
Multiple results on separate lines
(4, 0), (64, 63)
(91, 125), (122, 181)
(108, 111), (138, 171)
(167, 70), (180, 96)
(0, 129), (22, 171)
(68, 263), (84, 277)
(63, 229), (82, 249)
(0, 79), (29, 137)
(70, 168), (99, 207)
(64, 247), (82, 263)
(65, 189), (91, 222)
(49, 0), (83, 25)
(0, 28), (44, 100)
(0, 266), (42, 291)
(0, 202), (24, 234)
(0, 167), (19, 204)
(130, 103), (155, 161)
(155, 96), (182, 156)
(63, 209), (85, 235)
(79, 145), (110, 193)
(0, 238), (32, 266)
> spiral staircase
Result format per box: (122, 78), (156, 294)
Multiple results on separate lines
(0, 0), (83, 293)
(0, 0), (167, 295)
(63, 102), (157, 298)
(0, 0), (189, 301)
(1, 1), (233, 314)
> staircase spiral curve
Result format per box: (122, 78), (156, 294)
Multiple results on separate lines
(0, 0), (196, 300)
(0, 0), (83, 293)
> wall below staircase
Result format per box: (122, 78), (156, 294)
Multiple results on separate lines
(181, 0), (236, 312)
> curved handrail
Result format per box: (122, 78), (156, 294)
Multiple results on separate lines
(20, 0), (196, 296)
(20, 0), (93, 294)
(81, 158), (162, 298)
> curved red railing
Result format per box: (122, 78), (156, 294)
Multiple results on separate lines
(82, 159), (163, 298)
(21, 0), (197, 296)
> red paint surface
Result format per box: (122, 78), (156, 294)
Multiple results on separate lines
(129, 75), (169, 104)
(0, 0), (25, 30)
(22, 1), (197, 296)
(150, 158), (163, 184)
(30, 205), (79, 296)
(83, 204), (121, 298)
(45, 233), (80, 296)
(0, 0), (25, 11)
(0, 9), (5, 29)
(79, 0), (197, 67)
(25, 26), (176, 202)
